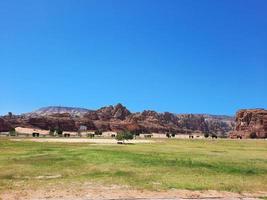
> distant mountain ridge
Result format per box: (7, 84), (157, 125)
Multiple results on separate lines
(26, 106), (93, 117)
(26, 105), (233, 119)
(2, 105), (266, 138)
(0, 104), (235, 136)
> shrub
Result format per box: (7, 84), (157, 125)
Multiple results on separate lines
(49, 128), (55, 136)
(249, 132), (257, 139)
(115, 131), (134, 143)
(204, 133), (209, 138)
(166, 133), (170, 138)
(134, 133), (140, 136)
(9, 127), (17, 136)
(55, 128), (63, 137)
(171, 133), (175, 137)
(8, 112), (13, 118)
(87, 133), (95, 138)
(116, 132), (124, 141)
(95, 130), (103, 136)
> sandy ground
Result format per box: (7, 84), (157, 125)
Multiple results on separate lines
(11, 138), (154, 144)
(1, 182), (266, 200)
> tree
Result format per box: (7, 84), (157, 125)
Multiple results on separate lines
(9, 127), (17, 136)
(204, 133), (209, 138)
(135, 133), (140, 136)
(87, 133), (95, 138)
(115, 131), (134, 143)
(211, 133), (217, 139)
(249, 132), (257, 139)
(8, 112), (13, 118)
(95, 130), (102, 136)
(49, 127), (55, 136)
(55, 127), (63, 137)
(115, 132), (124, 141)
(77, 130), (82, 137)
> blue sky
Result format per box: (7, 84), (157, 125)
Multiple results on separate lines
(0, 0), (266, 115)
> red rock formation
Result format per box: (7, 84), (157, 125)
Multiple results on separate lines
(0, 118), (11, 132)
(229, 109), (267, 138)
(84, 112), (99, 120)
(0, 104), (235, 136)
(96, 104), (131, 120)
(27, 117), (77, 131)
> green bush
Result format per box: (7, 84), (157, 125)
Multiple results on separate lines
(55, 128), (63, 137)
(115, 131), (134, 142)
(9, 127), (17, 136)
(49, 128), (55, 136)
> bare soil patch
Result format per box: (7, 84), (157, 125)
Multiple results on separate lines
(1, 183), (266, 200)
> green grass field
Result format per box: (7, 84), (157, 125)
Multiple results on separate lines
(0, 138), (266, 193)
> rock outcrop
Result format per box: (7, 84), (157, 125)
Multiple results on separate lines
(27, 116), (77, 132)
(96, 103), (131, 120)
(27, 106), (91, 117)
(0, 118), (11, 132)
(0, 104), (235, 136)
(230, 109), (267, 138)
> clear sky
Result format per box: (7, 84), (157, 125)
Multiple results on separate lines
(0, 0), (266, 115)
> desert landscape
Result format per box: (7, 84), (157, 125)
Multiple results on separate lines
(0, 104), (266, 139)
(1, 137), (267, 200)
(1, 0), (266, 199)
(0, 106), (267, 199)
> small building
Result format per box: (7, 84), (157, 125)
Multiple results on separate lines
(102, 131), (117, 137)
(79, 125), (87, 132)
(0, 132), (9, 137)
(15, 127), (49, 137)
(142, 134), (153, 138)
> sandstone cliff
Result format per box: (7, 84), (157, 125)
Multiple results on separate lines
(230, 109), (267, 138)
(0, 118), (11, 132)
(0, 104), (235, 136)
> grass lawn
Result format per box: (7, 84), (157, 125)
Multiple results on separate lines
(0, 138), (266, 193)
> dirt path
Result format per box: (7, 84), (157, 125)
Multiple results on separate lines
(11, 138), (154, 144)
(1, 183), (266, 200)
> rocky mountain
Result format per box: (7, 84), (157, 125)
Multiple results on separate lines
(0, 104), (235, 136)
(0, 118), (11, 132)
(26, 106), (92, 117)
(229, 109), (267, 138)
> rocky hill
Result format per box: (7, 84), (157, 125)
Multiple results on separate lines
(229, 109), (267, 138)
(25, 106), (92, 117)
(0, 104), (235, 136)
(0, 118), (12, 132)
